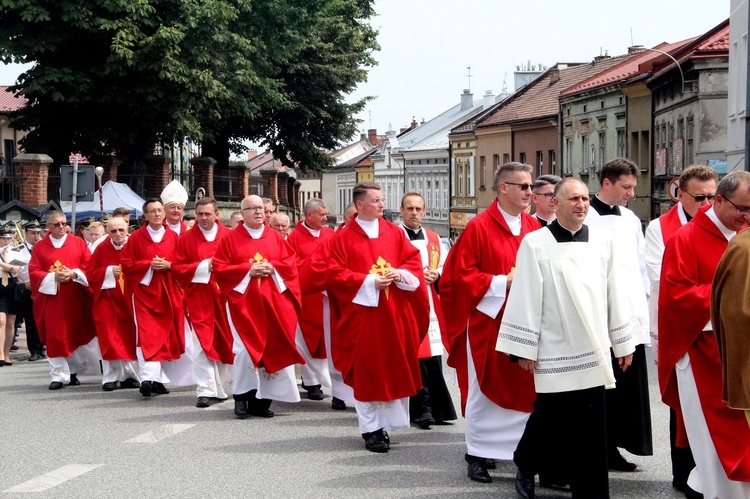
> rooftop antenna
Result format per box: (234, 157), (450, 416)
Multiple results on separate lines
(466, 66), (473, 92)
(630, 27), (634, 47)
(368, 110), (372, 129)
(501, 72), (508, 94)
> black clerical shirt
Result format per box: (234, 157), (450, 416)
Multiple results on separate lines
(590, 195), (621, 217)
(547, 219), (589, 243)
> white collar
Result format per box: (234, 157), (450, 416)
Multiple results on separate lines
(50, 233), (67, 248)
(199, 223), (219, 242)
(497, 202), (521, 236)
(706, 207), (737, 241)
(303, 221), (321, 238)
(355, 217), (379, 238)
(243, 224), (264, 239)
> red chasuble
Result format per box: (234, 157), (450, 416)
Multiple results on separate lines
(287, 220), (335, 359)
(326, 218), (430, 402)
(29, 235), (95, 358)
(86, 239), (136, 360)
(440, 206), (539, 414)
(659, 203), (684, 244)
(212, 225), (303, 373)
(659, 206), (750, 480)
(120, 225), (185, 362)
(173, 224), (234, 365)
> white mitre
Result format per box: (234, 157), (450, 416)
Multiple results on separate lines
(161, 179), (188, 207)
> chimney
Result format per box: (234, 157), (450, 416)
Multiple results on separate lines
(593, 54), (611, 63)
(628, 45), (646, 55)
(549, 69), (560, 85)
(368, 128), (378, 146)
(483, 90), (495, 109)
(400, 127), (407, 134)
(460, 89), (473, 110)
(247, 150), (258, 160)
(411, 116), (418, 130)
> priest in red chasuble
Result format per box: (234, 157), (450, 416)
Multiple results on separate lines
(212, 195), (303, 419)
(173, 197), (234, 409)
(29, 210), (99, 390)
(326, 182), (429, 453)
(645, 164), (717, 495)
(440, 163), (539, 483)
(286, 198), (335, 403)
(120, 198), (189, 397)
(659, 170), (750, 498)
(86, 216), (140, 392)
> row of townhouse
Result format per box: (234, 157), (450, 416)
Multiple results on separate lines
(322, 18), (731, 239)
(448, 19), (730, 238)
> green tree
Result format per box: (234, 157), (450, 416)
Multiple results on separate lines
(0, 0), (378, 171)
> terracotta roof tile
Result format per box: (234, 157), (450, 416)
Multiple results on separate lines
(477, 58), (629, 128)
(650, 19), (729, 79)
(561, 39), (696, 97)
(0, 86), (26, 113)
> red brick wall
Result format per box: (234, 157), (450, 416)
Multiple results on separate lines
(13, 154), (52, 208)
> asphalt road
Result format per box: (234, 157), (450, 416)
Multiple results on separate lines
(1, 332), (685, 499)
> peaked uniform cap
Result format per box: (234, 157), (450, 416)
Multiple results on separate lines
(23, 219), (42, 231)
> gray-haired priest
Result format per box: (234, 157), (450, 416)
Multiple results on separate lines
(496, 178), (640, 499)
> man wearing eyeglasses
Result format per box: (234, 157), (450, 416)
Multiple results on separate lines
(659, 170), (750, 498)
(28, 211), (99, 390)
(645, 165), (717, 495)
(585, 157), (652, 473)
(212, 195), (304, 419)
(86, 216), (140, 392)
(440, 163), (540, 483)
(531, 175), (561, 227)
(121, 198), (190, 397)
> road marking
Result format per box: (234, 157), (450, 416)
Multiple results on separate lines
(3, 464), (102, 492)
(124, 424), (195, 443)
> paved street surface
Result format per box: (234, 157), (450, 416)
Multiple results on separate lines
(2, 332), (685, 498)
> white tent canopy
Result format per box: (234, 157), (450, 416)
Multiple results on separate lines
(61, 180), (145, 220)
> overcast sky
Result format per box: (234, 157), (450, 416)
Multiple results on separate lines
(0, 0), (730, 151)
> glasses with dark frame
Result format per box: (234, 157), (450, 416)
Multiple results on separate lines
(504, 182), (533, 191)
(47, 222), (67, 228)
(534, 192), (555, 199)
(684, 191), (716, 203)
(109, 228), (127, 233)
(242, 206), (264, 212)
(724, 196), (750, 216)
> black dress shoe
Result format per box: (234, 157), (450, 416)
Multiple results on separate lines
(102, 382), (117, 391)
(331, 397), (347, 410)
(673, 478), (704, 498)
(302, 383), (324, 400)
(139, 381), (152, 397)
(68, 374), (80, 386)
(196, 397), (211, 408)
(10, 345), (18, 351)
(413, 412), (435, 430)
(152, 382), (169, 395)
(609, 450), (637, 472)
(467, 461), (491, 483)
(485, 458), (496, 469)
(28, 354), (42, 362)
(515, 468), (535, 498)
(234, 400), (249, 419)
(119, 378), (141, 389)
(49, 381), (64, 390)
(363, 430), (390, 453)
